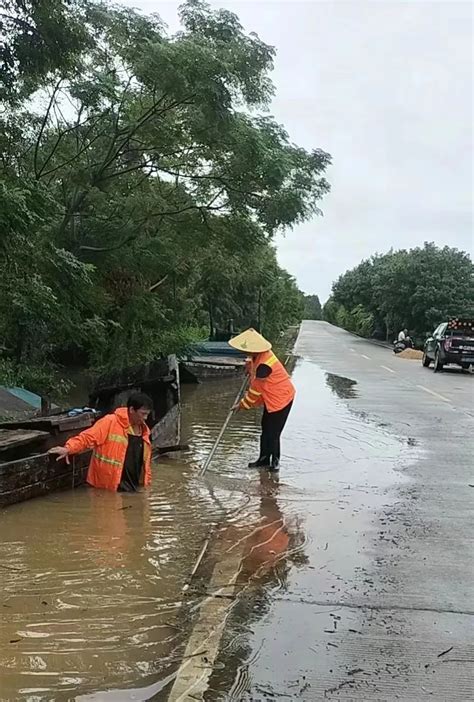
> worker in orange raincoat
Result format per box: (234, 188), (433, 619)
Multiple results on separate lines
(48, 392), (153, 492)
(229, 328), (295, 472)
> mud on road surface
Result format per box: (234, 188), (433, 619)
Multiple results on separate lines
(1, 320), (473, 701)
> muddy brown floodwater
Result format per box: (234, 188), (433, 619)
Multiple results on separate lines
(0, 360), (414, 701)
(0, 379), (264, 701)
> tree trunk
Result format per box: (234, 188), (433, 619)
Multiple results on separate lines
(40, 396), (51, 416)
(15, 323), (25, 365)
(208, 299), (214, 340)
(257, 288), (263, 333)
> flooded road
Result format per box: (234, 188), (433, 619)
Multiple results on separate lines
(1, 321), (473, 701)
(200, 323), (473, 701)
(0, 379), (257, 700)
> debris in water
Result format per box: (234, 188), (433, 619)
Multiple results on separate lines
(324, 680), (355, 697)
(437, 646), (454, 658)
(182, 649), (208, 660)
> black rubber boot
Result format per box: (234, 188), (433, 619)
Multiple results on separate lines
(269, 457), (280, 472)
(248, 456), (270, 468)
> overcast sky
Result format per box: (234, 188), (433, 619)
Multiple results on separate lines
(125, 0), (473, 301)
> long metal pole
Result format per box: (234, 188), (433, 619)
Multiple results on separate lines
(198, 374), (248, 477)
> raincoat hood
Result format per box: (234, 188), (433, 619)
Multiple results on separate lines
(114, 407), (151, 438)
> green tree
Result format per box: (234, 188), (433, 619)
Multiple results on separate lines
(0, 0), (331, 396)
(303, 294), (322, 320)
(0, 0), (90, 102)
(326, 243), (473, 341)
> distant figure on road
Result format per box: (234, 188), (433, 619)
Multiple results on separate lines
(229, 328), (295, 472)
(396, 328), (413, 349)
(48, 393), (153, 492)
(398, 328), (409, 342)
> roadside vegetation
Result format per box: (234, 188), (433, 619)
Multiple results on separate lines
(0, 0), (330, 397)
(323, 243), (474, 345)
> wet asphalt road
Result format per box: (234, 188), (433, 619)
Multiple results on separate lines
(192, 321), (474, 701)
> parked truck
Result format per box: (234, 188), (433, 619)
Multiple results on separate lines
(422, 318), (474, 372)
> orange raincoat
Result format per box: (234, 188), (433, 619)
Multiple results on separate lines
(241, 350), (295, 412)
(65, 408), (152, 491)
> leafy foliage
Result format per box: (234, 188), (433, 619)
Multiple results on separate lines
(323, 243), (474, 341)
(0, 0), (330, 397)
(0, 0), (91, 102)
(303, 294), (322, 320)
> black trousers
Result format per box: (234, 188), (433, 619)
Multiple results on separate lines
(259, 401), (293, 463)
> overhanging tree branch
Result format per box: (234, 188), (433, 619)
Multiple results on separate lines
(149, 275), (169, 292)
(34, 79), (62, 178)
(79, 235), (137, 253)
(38, 116), (105, 179)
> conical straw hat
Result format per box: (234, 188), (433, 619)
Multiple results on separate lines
(228, 328), (272, 353)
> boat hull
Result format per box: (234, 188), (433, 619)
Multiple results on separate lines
(0, 451), (91, 508)
(0, 356), (180, 508)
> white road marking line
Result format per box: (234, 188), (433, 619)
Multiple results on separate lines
(360, 354), (371, 360)
(168, 537), (249, 701)
(349, 348), (356, 352)
(381, 365), (395, 374)
(416, 385), (451, 403)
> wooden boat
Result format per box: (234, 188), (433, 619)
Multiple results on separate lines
(180, 342), (245, 383)
(180, 356), (245, 383)
(0, 356), (180, 508)
(0, 414), (95, 508)
(89, 355), (180, 448)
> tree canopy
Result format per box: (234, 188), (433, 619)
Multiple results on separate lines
(0, 0), (331, 396)
(303, 294), (322, 320)
(323, 243), (474, 342)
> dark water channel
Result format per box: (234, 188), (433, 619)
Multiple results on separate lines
(0, 360), (414, 701)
